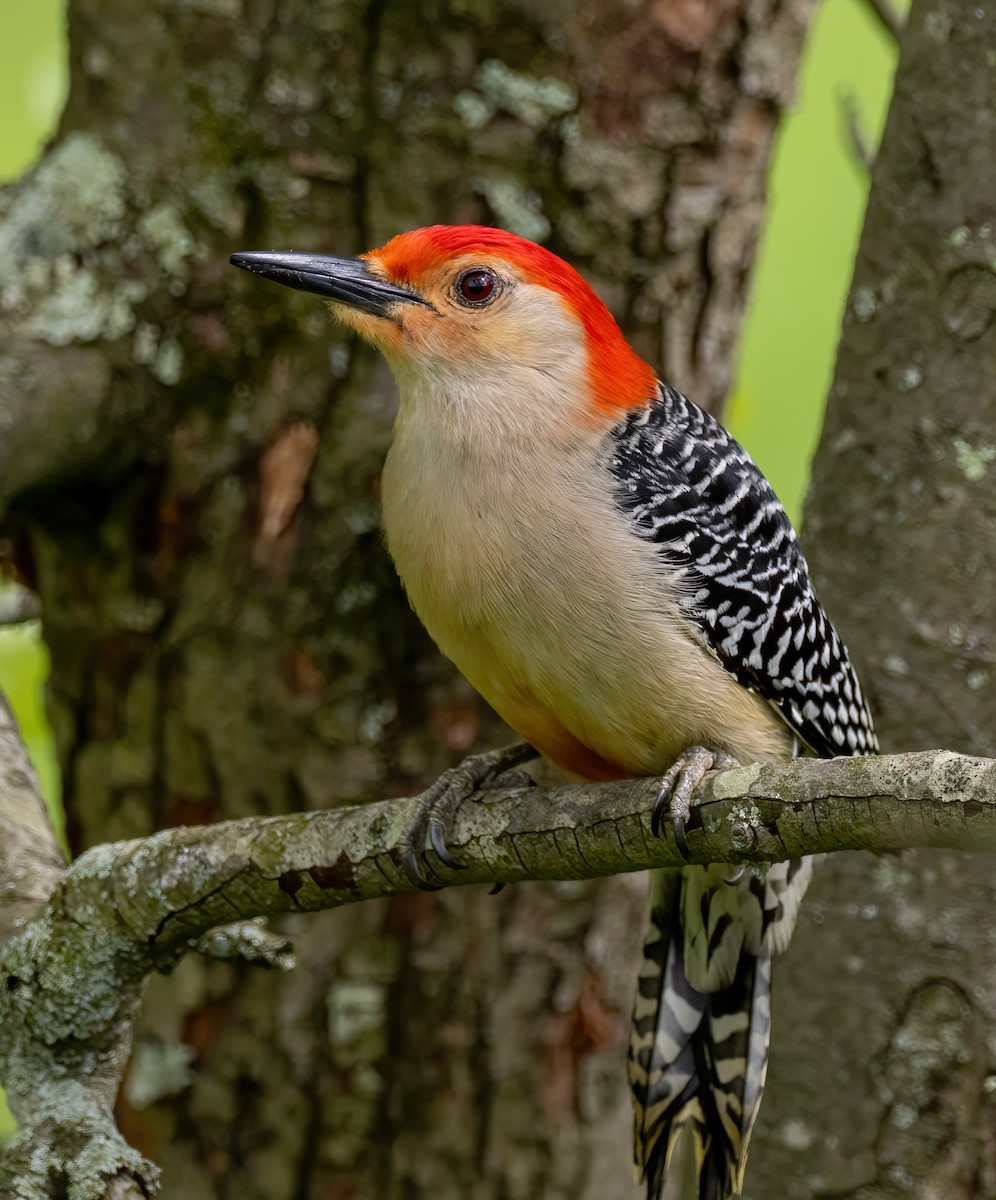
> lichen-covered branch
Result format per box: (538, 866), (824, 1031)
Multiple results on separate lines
(78, 749), (996, 948)
(2, 748), (995, 1198)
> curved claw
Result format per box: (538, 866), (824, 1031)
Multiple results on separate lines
(400, 848), (443, 892)
(430, 820), (466, 871)
(652, 777), (692, 858)
(651, 746), (742, 859)
(651, 782), (669, 839)
(398, 743), (537, 893)
(724, 865), (747, 885)
(672, 815), (691, 861)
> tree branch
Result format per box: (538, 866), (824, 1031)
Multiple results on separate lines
(79, 750), (996, 954)
(2, 747), (995, 1198)
(0, 693), (65, 947)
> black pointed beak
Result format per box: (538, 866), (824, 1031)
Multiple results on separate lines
(229, 251), (429, 317)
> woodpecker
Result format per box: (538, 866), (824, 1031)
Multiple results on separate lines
(231, 226), (877, 1200)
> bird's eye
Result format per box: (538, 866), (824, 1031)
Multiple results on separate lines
(456, 268), (498, 305)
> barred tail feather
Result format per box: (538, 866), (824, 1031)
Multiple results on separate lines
(629, 864), (800, 1200)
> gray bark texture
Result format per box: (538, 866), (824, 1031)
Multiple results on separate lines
(2, 742), (996, 1200)
(0, 1), (819, 1198)
(786, 2), (996, 1197)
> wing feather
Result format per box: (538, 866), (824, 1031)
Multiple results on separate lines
(609, 386), (878, 759)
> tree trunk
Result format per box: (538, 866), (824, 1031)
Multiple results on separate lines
(754, 2), (996, 1196)
(0, 1), (818, 1196)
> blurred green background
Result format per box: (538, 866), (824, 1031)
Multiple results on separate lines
(0, 0), (899, 1144)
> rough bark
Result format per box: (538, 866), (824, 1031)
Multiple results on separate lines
(0, 1), (816, 1198)
(0, 694), (65, 942)
(3, 743), (995, 1200)
(761, 2), (996, 1197)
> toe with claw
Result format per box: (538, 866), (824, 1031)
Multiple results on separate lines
(651, 745), (740, 860)
(399, 742), (538, 889)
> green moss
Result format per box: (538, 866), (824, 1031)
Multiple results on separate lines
(728, 800), (762, 828)
(136, 202), (197, 279)
(896, 366), (922, 392)
(0, 132), (126, 262)
(952, 435), (996, 482)
(852, 285), (879, 322)
(471, 176), (550, 241)
(473, 59), (576, 127)
(0, 132), (192, 386)
(453, 89), (494, 129)
(710, 762), (762, 799)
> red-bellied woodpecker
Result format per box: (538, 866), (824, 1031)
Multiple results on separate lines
(231, 226), (878, 1200)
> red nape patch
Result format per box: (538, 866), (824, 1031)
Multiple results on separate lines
(368, 225), (657, 420)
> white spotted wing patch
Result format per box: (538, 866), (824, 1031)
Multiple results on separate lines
(609, 385), (878, 760)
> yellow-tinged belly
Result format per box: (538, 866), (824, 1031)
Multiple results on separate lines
(381, 415), (793, 781)
(426, 600), (791, 782)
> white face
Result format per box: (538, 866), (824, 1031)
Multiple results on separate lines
(331, 255), (596, 444)
(232, 226), (656, 437)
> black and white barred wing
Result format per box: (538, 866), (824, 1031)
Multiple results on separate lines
(609, 385), (878, 760)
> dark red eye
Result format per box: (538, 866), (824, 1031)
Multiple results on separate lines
(457, 268), (497, 304)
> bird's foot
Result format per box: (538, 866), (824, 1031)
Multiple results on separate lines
(651, 745), (740, 860)
(399, 742), (539, 890)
